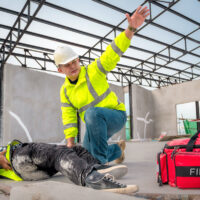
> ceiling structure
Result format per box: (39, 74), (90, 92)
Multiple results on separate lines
(0, 0), (200, 89)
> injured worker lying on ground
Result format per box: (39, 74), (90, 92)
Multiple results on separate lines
(0, 140), (138, 194)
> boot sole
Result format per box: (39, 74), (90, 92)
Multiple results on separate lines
(97, 165), (128, 180)
(103, 185), (139, 194)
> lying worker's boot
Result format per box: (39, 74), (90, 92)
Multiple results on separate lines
(97, 164), (128, 179)
(115, 140), (126, 164)
(85, 170), (138, 194)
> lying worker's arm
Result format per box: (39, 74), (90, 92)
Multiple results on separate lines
(0, 150), (12, 170)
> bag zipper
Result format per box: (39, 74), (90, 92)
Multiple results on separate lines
(157, 152), (163, 186)
(165, 144), (200, 149)
(171, 147), (179, 160)
(173, 151), (200, 156)
(163, 152), (169, 183)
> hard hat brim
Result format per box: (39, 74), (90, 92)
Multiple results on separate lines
(57, 55), (79, 67)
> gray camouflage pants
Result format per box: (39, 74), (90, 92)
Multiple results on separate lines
(11, 143), (100, 185)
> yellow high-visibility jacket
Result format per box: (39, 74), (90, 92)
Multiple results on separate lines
(60, 31), (131, 139)
(0, 141), (23, 181)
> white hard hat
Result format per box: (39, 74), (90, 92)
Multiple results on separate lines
(54, 46), (79, 67)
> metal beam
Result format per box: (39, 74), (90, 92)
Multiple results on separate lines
(92, 0), (199, 45)
(151, 0), (200, 27)
(90, 0), (200, 83)
(1, 5), (199, 81)
(128, 84), (134, 139)
(0, 24), (198, 78)
(196, 101), (200, 132)
(0, 19), (198, 72)
(0, 0), (199, 89)
(27, 1), (200, 59)
(1, 49), (176, 86)
(0, 0), (45, 64)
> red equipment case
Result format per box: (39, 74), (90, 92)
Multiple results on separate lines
(157, 131), (200, 188)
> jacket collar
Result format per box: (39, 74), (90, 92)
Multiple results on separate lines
(64, 66), (86, 87)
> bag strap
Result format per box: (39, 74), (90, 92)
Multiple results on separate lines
(186, 130), (200, 152)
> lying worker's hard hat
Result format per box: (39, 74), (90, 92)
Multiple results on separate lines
(54, 46), (79, 67)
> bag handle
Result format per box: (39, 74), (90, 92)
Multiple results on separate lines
(186, 130), (200, 152)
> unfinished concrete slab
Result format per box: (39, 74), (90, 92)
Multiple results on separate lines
(9, 181), (139, 200)
(122, 141), (200, 195)
(1, 141), (200, 200)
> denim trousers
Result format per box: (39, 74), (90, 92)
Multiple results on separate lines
(83, 107), (127, 164)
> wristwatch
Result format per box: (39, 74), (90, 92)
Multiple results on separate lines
(128, 25), (137, 33)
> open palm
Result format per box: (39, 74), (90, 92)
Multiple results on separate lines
(126, 6), (150, 29)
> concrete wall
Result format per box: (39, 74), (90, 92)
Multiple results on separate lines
(131, 84), (154, 140)
(2, 64), (64, 145)
(128, 79), (200, 139)
(152, 79), (200, 138)
(2, 63), (199, 144)
(1, 64), (126, 145)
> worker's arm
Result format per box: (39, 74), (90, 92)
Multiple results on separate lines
(0, 150), (12, 170)
(60, 85), (78, 148)
(62, 106), (77, 148)
(89, 6), (150, 76)
(67, 137), (75, 148)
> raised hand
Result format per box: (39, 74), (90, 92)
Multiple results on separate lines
(126, 6), (150, 29)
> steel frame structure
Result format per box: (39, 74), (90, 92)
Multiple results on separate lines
(0, 0), (199, 88)
(0, 0), (200, 139)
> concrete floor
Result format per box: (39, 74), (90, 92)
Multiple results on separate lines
(1, 141), (200, 199)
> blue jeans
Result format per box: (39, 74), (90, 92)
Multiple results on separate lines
(83, 107), (127, 164)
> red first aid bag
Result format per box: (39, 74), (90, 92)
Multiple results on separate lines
(157, 131), (200, 189)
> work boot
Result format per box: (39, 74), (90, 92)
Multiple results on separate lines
(97, 164), (128, 179)
(115, 140), (126, 164)
(85, 170), (138, 194)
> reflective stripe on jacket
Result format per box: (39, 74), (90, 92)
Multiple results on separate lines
(0, 141), (23, 181)
(60, 31), (130, 139)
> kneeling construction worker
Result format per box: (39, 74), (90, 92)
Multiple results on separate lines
(0, 140), (138, 194)
(54, 6), (150, 164)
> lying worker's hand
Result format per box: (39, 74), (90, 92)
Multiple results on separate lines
(0, 150), (12, 170)
(126, 6), (150, 29)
